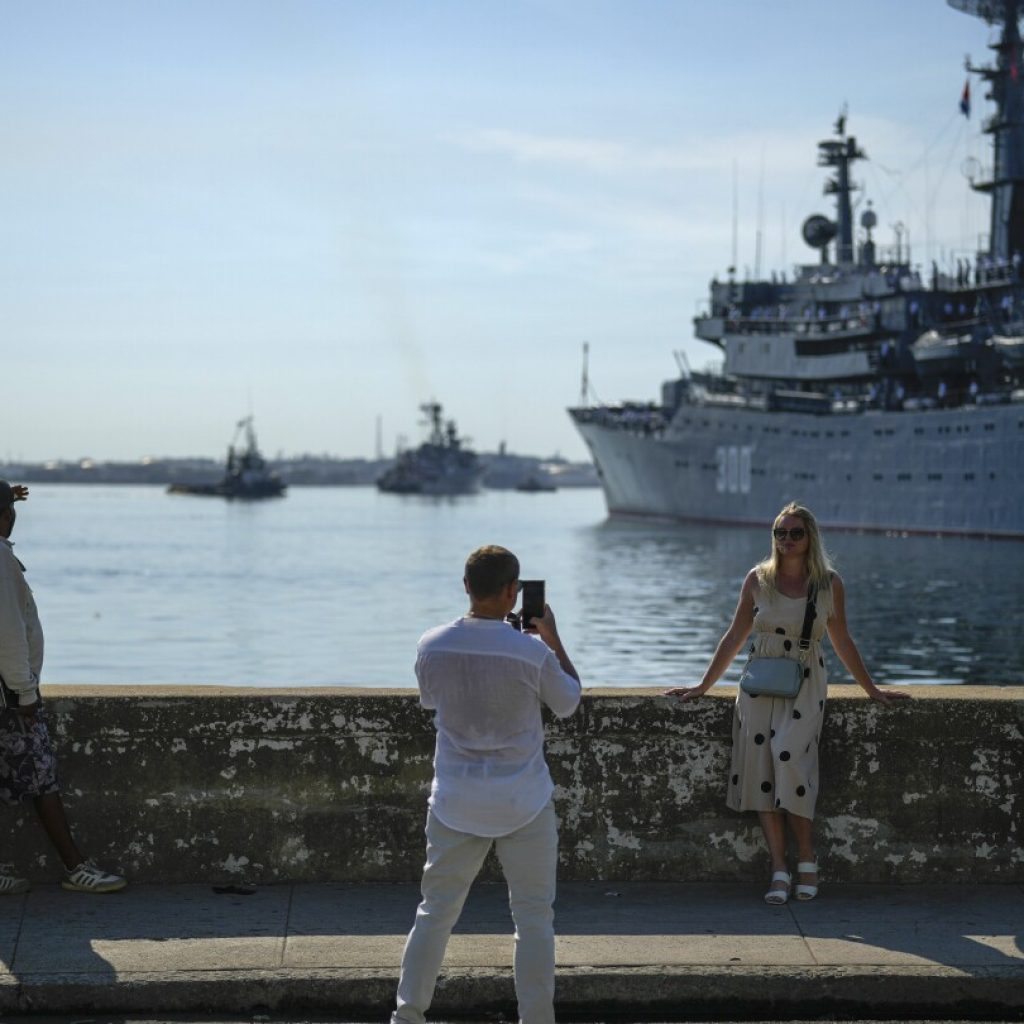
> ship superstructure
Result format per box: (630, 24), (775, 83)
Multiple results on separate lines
(570, 0), (1024, 538)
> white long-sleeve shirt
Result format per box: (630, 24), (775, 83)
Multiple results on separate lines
(415, 616), (581, 837)
(0, 538), (43, 706)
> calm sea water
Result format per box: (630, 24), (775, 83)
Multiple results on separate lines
(10, 484), (1024, 688)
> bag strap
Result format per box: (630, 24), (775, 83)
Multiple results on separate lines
(797, 586), (817, 655)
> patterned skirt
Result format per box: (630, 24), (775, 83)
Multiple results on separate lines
(0, 707), (60, 805)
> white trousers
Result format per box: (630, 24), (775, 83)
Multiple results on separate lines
(392, 800), (558, 1024)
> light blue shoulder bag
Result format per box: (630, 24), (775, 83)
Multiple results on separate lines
(738, 586), (817, 698)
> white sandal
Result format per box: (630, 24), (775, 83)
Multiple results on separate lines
(763, 870), (791, 905)
(795, 861), (819, 901)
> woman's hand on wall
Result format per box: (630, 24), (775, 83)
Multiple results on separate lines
(665, 684), (710, 703)
(863, 684), (913, 706)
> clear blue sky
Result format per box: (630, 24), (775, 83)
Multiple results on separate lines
(0, 0), (997, 462)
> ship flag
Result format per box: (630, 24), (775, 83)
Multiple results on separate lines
(960, 79), (970, 117)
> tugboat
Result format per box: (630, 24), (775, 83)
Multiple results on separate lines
(515, 474), (558, 493)
(168, 416), (287, 499)
(570, 0), (1024, 539)
(377, 402), (484, 496)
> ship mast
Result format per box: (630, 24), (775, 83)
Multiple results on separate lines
(817, 109), (866, 265)
(950, 0), (1024, 261)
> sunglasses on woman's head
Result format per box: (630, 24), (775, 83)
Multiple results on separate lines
(773, 527), (806, 541)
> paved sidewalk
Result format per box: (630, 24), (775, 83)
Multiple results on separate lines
(1, 882), (1022, 1019)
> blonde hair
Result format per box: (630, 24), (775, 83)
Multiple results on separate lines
(755, 502), (834, 596)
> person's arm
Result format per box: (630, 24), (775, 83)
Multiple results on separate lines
(414, 651), (437, 710)
(665, 568), (758, 702)
(826, 574), (911, 706)
(528, 604), (579, 682)
(530, 605), (581, 717)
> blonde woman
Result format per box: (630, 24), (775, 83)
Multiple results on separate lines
(666, 503), (910, 904)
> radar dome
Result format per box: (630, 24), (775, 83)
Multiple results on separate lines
(802, 214), (838, 250)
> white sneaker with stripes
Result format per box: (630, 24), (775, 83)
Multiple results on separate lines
(0, 863), (30, 895)
(61, 861), (127, 893)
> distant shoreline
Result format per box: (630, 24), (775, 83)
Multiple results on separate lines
(0, 452), (599, 489)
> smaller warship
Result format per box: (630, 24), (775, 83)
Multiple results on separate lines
(168, 417), (287, 499)
(377, 402), (483, 496)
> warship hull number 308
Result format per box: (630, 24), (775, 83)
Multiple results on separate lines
(571, 0), (1024, 539)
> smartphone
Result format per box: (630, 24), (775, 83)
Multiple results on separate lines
(520, 580), (545, 630)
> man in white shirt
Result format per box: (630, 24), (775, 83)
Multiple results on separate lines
(0, 481), (126, 894)
(392, 545), (581, 1024)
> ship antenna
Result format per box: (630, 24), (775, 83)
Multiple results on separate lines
(754, 145), (765, 279)
(579, 342), (606, 405)
(835, 105), (847, 137)
(780, 201), (787, 271)
(891, 221), (905, 265)
(731, 159), (739, 277)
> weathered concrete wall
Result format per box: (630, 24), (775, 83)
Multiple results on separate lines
(3, 685), (1021, 884)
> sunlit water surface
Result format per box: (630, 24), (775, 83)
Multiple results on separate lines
(12, 484), (1023, 688)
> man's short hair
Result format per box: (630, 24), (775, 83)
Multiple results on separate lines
(0, 481), (14, 512)
(464, 545), (519, 599)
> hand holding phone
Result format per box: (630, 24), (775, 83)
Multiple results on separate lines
(519, 580), (545, 631)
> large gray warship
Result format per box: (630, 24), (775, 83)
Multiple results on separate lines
(571, 0), (1024, 539)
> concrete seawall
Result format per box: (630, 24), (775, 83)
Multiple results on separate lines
(4, 685), (1021, 884)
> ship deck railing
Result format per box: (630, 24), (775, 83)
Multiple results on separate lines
(572, 405), (667, 436)
(575, 384), (1024, 432)
(934, 260), (1020, 290)
(701, 393), (768, 411)
(715, 313), (877, 337)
